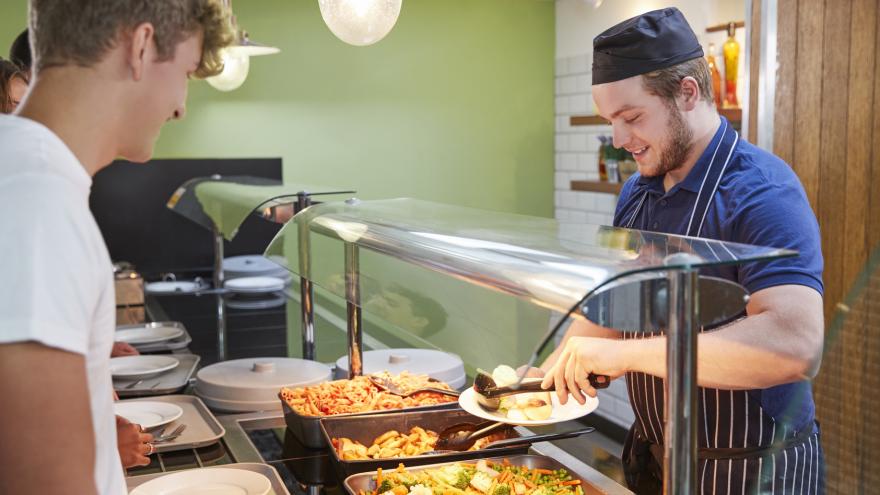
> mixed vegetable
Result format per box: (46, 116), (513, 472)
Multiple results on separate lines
(360, 459), (584, 495)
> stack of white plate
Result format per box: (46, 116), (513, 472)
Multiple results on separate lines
(223, 255), (291, 281)
(335, 348), (467, 390)
(194, 357), (332, 412)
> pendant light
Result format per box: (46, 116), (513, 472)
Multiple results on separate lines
(207, 0), (281, 92)
(318, 0), (403, 46)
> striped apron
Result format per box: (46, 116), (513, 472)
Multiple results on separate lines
(619, 121), (824, 495)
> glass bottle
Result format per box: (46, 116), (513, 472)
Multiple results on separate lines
(723, 22), (740, 108)
(597, 136), (609, 182)
(707, 43), (722, 109)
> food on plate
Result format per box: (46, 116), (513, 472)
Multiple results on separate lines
(332, 426), (508, 460)
(360, 459), (584, 495)
(279, 372), (456, 417)
(491, 366), (553, 421)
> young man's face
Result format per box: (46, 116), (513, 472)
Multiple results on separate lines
(593, 76), (693, 178)
(121, 31), (203, 162)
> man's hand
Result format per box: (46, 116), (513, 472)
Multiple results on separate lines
(116, 415), (153, 468)
(111, 342), (139, 357)
(540, 336), (627, 405)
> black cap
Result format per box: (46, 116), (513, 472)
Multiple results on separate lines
(592, 8), (703, 85)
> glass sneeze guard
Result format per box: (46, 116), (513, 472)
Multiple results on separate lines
(265, 198), (796, 493)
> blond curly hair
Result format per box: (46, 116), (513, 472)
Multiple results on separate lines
(29, 0), (235, 78)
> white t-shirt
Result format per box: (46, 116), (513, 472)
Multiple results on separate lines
(0, 115), (125, 494)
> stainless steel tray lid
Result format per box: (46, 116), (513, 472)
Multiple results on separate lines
(335, 349), (465, 388)
(196, 357), (332, 402)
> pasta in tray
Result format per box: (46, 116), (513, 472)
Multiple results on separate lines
(279, 372), (457, 417)
(331, 426), (507, 460)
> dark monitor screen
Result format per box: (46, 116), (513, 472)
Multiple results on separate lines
(89, 158), (283, 277)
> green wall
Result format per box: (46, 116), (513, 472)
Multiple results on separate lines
(2, 0), (555, 217)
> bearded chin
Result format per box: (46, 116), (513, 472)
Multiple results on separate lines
(648, 105), (694, 177)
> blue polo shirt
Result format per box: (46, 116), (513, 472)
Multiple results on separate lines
(613, 117), (824, 431)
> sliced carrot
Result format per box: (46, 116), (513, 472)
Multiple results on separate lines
(376, 468), (383, 487)
(534, 469), (553, 475)
(392, 486), (408, 495)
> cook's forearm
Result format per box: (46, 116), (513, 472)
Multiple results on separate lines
(621, 312), (818, 389)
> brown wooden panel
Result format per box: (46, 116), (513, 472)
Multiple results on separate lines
(773, 0), (798, 165)
(792, 0), (825, 212)
(816, 0), (853, 491)
(569, 115), (609, 126)
(747, 0), (761, 144)
(818, 0), (851, 329)
(843, 0), (875, 293)
(870, 0), (880, 251)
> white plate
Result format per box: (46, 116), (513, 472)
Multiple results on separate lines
(458, 386), (599, 426)
(129, 467), (272, 495)
(224, 276), (286, 294)
(114, 401), (183, 429)
(110, 356), (180, 379)
(115, 326), (184, 345)
(145, 280), (203, 294)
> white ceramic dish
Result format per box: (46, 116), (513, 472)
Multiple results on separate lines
(115, 325), (184, 345)
(114, 401), (184, 429)
(224, 276), (286, 294)
(145, 280), (203, 294)
(109, 356), (180, 380)
(129, 467), (272, 495)
(458, 386), (599, 426)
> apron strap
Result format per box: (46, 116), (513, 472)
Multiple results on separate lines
(686, 121), (739, 237)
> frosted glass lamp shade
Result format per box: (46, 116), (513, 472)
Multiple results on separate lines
(206, 49), (250, 92)
(318, 0), (403, 46)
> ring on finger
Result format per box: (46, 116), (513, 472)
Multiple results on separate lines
(147, 443), (155, 455)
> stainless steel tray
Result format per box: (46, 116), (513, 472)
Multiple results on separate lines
(120, 395), (225, 453)
(281, 396), (458, 449)
(125, 462), (290, 494)
(117, 321), (193, 353)
(344, 454), (590, 495)
(115, 353), (200, 397)
(321, 408), (530, 479)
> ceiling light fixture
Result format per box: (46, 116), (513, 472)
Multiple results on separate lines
(318, 0), (403, 47)
(207, 0), (281, 92)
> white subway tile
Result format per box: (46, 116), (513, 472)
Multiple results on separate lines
(586, 212), (609, 225)
(554, 191), (563, 208)
(584, 170), (600, 181)
(596, 194), (617, 212)
(569, 210), (588, 223)
(569, 134), (588, 152)
(556, 116), (569, 133)
(576, 74), (592, 93)
(586, 134), (604, 153)
(555, 135), (567, 153)
(554, 172), (569, 190)
(560, 153), (578, 172)
(577, 152), (598, 174)
(555, 96), (568, 115)
(570, 94), (590, 114)
(562, 191), (579, 210)
(576, 192), (595, 211)
(555, 58), (566, 77)
(555, 78), (562, 95)
(569, 172), (587, 182)
(559, 76), (577, 95)
(568, 54), (590, 74)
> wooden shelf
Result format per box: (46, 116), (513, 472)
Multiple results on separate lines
(570, 180), (623, 195)
(570, 115), (609, 126)
(706, 20), (745, 33)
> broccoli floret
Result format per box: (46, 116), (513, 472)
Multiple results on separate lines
(493, 484), (511, 495)
(453, 470), (471, 490)
(377, 479), (395, 493)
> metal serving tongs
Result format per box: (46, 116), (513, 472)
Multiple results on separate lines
(369, 373), (460, 398)
(473, 369), (609, 411)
